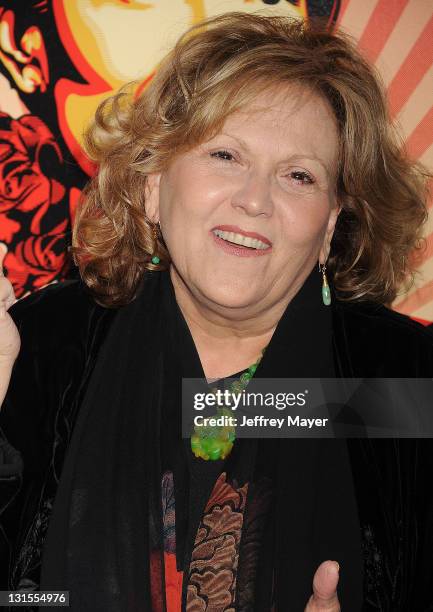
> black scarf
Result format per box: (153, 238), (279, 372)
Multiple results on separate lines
(40, 267), (363, 610)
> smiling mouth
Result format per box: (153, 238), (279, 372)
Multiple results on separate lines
(212, 229), (270, 250)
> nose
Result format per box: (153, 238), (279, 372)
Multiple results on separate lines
(231, 170), (273, 218)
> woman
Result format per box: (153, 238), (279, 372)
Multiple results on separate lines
(1, 12), (432, 612)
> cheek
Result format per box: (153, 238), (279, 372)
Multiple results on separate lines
(158, 172), (219, 260)
(160, 168), (228, 229)
(278, 197), (332, 250)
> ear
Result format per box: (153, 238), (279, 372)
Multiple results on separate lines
(319, 202), (341, 265)
(144, 172), (162, 223)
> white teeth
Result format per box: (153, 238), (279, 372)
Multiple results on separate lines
(212, 229), (269, 250)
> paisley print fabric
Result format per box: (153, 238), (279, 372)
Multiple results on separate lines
(157, 470), (272, 611)
(186, 473), (248, 611)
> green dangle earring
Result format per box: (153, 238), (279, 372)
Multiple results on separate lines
(320, 262), (331, 306)
(150, 222), (160, 265)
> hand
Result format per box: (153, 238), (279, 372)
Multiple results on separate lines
(0, 243), (20, 409)
(304, 560), (340, 611)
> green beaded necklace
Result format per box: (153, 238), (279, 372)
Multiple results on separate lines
(191, 347), (266, 461)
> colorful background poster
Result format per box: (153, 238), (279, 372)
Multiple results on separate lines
(0, 1), (431, 321)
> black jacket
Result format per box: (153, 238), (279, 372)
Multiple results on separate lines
(1, 278), (433, 610)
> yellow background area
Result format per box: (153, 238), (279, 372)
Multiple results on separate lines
(59, 1), (303, 150)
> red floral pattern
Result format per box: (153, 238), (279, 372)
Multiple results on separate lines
(0, 112), (71, 296)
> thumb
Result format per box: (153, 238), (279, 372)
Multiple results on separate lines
(0, 242), (7, 273)
(305, 560), (340, 611)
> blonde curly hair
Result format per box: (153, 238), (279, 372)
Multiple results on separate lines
(70, 12), (430, 308)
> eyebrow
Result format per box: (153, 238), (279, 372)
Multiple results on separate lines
(287, 155), (330, 177)
(214, 132), (332, 178)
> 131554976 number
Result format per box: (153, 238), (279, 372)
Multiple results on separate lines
(0, 591), (69, 606)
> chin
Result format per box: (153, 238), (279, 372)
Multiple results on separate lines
(197, 280), (261, 311)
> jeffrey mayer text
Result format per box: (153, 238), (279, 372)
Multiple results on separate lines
(240, 415), (329, 428)
(194, 414), (329, 429)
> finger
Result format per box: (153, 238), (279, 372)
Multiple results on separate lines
(0, 253), (16, 308)
(0, 298), (16, 320)
(0, 284), (15, 304)
(0, 277), (15, 302)
(305, 560), (340, 611)
(0, 242), (6, 275)
(0, 293), (18, 321)
(312, 560), (339, 608)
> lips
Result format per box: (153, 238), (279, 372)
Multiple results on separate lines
(210, 224), (272, 258)
(211, 225), (272, 246)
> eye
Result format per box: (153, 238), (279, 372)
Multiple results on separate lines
(288, 170), (315, 185)
(210, 150), (235, 162)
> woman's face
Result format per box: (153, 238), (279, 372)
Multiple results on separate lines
(147, 85), (341, 316)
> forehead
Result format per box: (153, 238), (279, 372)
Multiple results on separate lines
(216, 85), (340, 168)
